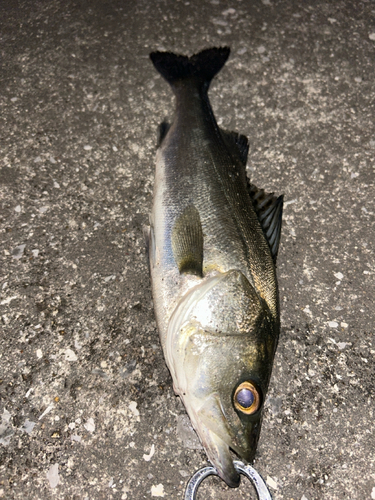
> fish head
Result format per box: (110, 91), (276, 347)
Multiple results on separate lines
(166, 270), (278, 487)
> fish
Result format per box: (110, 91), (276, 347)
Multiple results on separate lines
(146, 47), (283, 488)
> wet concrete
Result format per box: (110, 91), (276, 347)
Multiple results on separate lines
(0, 1), (374, 499)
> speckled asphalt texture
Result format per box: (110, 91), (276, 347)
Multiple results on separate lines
(1, 1), (374, 499)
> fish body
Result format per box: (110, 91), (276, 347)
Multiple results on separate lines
(147, 47), (283, 487)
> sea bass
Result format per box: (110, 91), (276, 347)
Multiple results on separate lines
(146, 47), (283, 488)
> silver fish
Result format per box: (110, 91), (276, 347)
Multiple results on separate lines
(146, 47), (283, 488)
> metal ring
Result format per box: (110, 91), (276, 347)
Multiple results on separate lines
(184, 461), (272, 500)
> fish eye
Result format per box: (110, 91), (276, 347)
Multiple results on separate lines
(233, 381), (261, 415)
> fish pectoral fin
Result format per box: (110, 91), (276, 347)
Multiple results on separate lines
(220, 129), (249, 166)
(157, 120), (170, 147)
(247, 182), (284, 262)
(171, 205), (203, 277)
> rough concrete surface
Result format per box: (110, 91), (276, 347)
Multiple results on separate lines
(0, 0), (374, 499)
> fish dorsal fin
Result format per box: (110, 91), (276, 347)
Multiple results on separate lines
(172, 205), (203, 276)
(221, 129), (249, 166)
(157, 121), (170, 147)
(247, 182), (284, 262)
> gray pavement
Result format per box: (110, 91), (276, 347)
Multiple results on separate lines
(0, 1), (374, 499)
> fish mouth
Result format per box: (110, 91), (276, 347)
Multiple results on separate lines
(201, 428), (240, 488)
(192, 392), (261, 488)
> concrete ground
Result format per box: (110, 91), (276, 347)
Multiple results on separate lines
(1, 0), (374, 499)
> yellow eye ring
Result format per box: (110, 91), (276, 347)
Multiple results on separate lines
(233, 381), (260, 415)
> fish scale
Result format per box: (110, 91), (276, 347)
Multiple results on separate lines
(162, 86), (276, 312)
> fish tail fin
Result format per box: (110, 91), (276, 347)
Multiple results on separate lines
(150, 47), (230, 90)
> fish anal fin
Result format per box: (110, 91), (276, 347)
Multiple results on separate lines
(172, 205), (203, 277)
(247, 182), (284, 262)
(157, 121), (170, 147)
(143, 224), (155, 272)
(221, 129), (249, 166)
(143, 225), (150, 267)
